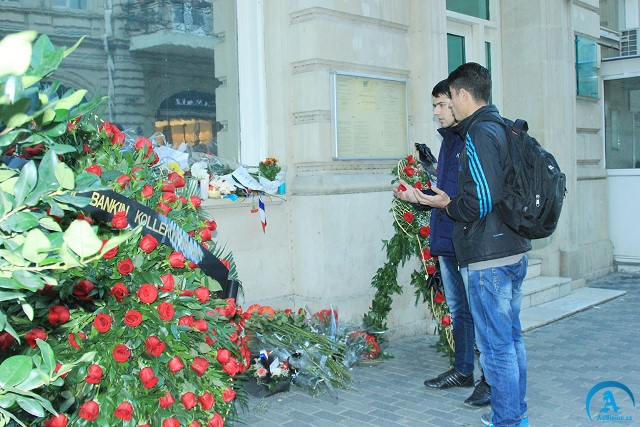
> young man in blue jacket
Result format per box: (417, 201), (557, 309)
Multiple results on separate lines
(402, 63), (531, 427)
(415, 80), (490, 407)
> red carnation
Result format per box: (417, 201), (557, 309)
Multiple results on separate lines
(113, 344), (131, 362)
(137, 283), (158, 304)
(48, 305), (70, 324)
(25, 328), (46, 348)
(441, 315), (452, 327)
(181, 392), (198, 410)
(117, 258), (134, 275)
(168, 356), (185, 374)
(111, 211), (128, 229)
(78, 401), (99, 421)
(199, 392), (215, 410)
(110, 283), (129, 302)
(139, 234), (159, 254)
(145, 336), (166, 357)
(43, 414), (68, 427)
(168, 251), (185, 268)
(208, 413), (224, 427)
(141, 184), (154, 198)
(139, 367), (159, 388)
(124, 310), (142, 327)
(403, 211), (414, 223)
(159, 274), (175, 292)
(191, 356), (209, 376)
(159, 391), (175, 408)
(222, 385), (236, 402)
(114, 401), (134, 421)
(73, 280), (95, 301)
(85, 364), (103, 384)
(157, 301), (175, 321)
(85, 164), (102, 177)
(93, 313), (112, 333)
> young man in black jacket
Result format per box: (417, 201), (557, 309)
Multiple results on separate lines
(403, 63), (531, 427)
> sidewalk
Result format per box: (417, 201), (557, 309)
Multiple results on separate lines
(235, 272), (640, 426)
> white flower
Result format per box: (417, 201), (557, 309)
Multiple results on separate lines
(190, 161), (209, 180)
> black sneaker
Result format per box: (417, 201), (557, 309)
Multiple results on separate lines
(424, 368), (474, 388)
(464, 377), (491, 407)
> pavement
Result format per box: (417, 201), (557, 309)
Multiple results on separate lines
(234, 272), (640, 426)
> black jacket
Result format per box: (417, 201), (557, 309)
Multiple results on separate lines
(429, 127), (464, 257)
(446, 105), (531, 265)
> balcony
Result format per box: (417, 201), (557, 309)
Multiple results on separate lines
(124, 0), (218, 55)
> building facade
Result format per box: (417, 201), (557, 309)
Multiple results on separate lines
(0, 0), (623, 336)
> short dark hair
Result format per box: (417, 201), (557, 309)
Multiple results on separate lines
(447, 62), (491, 103)
(431, 79), (450, 98)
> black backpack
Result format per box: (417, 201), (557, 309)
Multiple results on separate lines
(490, 118), (567, 239)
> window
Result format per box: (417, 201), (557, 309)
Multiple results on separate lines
(575, 36), (598, 98)
(447, 34), (466, 74)
(604, 77), (640, 169)
(52, 0), (87, 9)
(446, 0), (490, 20)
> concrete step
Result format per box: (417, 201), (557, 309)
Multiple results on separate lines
(525, 258), (542, 280)
(521, 275), (573, 309)
(521, 287), (626, 332)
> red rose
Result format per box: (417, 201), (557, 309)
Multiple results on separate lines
(113, 344), (131, 362)
(188, 261), (199, 269)
(427, 264), (436, 275)
(194, 319), (208, 332)
(161, 192), (178, 203)
(93, 313), (112, 333)
(441, 315), (452, 327)
(208, 413), (224, 427)
(157, 301), (175, 321)
(193, 286), (210, 303)
(139, 234), (159, 254)
(168, 356), (185, 374)
(163, 418), (180, 427)
(199, 392), (215, 410)
(25, 328), (46, 348)
(180, 289), (194, 297)
(205, 220), (217, 231)
(137, 283), (158, 304)
(76, 214), (94, 225)
(0, 332), (15, 352)
(159, 274), (175, 292)
(68, 332), (86, 349)
(215, 298), (236, 317)
(168, 171), (186, 188)
(403, 211), (414, 223)
(116, 174), (131, 189)
(131, 166), (144, 179)
(73, 280), (94, 301)
(110, 283), (129, 302)
(419, 226), (431, 237)
(23, 144), (44, 158)
(421, 248), (432, 260)
(181, 392), (197, 410)
(157, 202), (172, 216)
(191, 422), (202, 427)
(85, 364), (103, 384)
(111, 211), (128, 229)
(102, 240), (119, 259)
(117, 258), (135, 275)
(113, 401), (134, 421)
(85, 164), (102, 177)
(78, 401), (99, 421)
(141, 184), (154, 198)
(145, 336), (166, 357)
(434, 291), (445, 304)
(397, 184), (407, 192)
(48, 305), (70, 324)
(178, 195), (188, 204)
(43, 413), (68, 427)
(161, 182), (175, 193)
(413, 181), (424, 190)
(139, 367), (159, 388)
(223, 358), (241, 376)
(198, 227), (212, 242)
(403, 165), (415, 176)
(222, 385), (236, 402)
(178, 315), (194, 328)
(124, 310), (142, 327)
(205, 335), (215, 345)
(216, 348), (231, 364)
(190, 195), (202, 209)
(134, 137), (153, 155)
(54, 362), (69, 379)
(159, 391), (175, 408)
(406, 155), (415, 165)
(168, 251), (185, 268)
(82, 143), (92, 153)
(191, 357), (209, 376)
(100, 121), (125, 146)
(220, 259), (231, 270)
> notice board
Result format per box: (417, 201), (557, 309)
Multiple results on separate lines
(332, 72), (407, 160)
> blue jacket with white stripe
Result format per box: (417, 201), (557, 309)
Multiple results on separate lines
(446, 105), (531, 265)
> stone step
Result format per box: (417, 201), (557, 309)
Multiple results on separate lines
(521, 275), (572, 309)
(525, 258), (542, 280)
(521, 287), (626, 332)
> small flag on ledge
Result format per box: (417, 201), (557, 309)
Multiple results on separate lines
(258, 196), (267, 233)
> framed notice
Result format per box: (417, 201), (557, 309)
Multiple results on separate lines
(332, 72), (407, 159)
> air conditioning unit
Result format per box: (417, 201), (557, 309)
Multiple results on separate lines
(622, 28), (639, 56)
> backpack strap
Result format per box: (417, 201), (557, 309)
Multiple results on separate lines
(513, 119), (528, 133)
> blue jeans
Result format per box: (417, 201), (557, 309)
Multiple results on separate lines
(463, 256), (528, 427)
(439, 256), (475, 376)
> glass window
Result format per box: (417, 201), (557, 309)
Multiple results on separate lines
(575, 36), (598, 98)
(446, 0), (489, 20)
(447, 34), (466, 74)
(52, 0), (87, 9)
(604, 77), (640, 169)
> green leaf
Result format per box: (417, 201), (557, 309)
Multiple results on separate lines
(0, 250), (29, 267)
(15, 370), (45, 392)
(0, 177), (18, 195)
(43, 122), (68, 138)
(12, 161), (37, 207)
(52, 89), (87, 111)
(54, 162), (74, 190)
(52, 193), (90, 207)
(22, 228), (51, 263)
(0, 211), (39, 233)
(16, 396), (45, 418)
(49, 143), (78, 155)
(77, 351), (96, 363)
(0, 290), (25, 302)
(11, 270), (44, 292)
(38, 216), (62, 232)
(58, 242), (81, 268)
(24, 150), (58, 206)
(0, 355), (32, 387)
(0, 392), (17, 409)
(36, 339), (55, 376)
(63, 219), (102, 257)
(0, 31), (36, 77)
